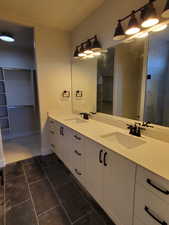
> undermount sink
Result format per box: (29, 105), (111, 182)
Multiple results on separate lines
(65, 118), (87, 124)
(100, 132), (146, 149)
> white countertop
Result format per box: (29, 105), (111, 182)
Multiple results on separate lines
(48, 112), (169, 182)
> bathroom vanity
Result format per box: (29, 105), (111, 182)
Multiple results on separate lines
(47, 113), (169, 225)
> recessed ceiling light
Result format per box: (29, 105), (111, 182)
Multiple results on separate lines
(0, 33), (15, 42)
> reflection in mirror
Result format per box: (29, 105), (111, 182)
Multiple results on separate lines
(144, 27), (169, 127)
(97, 40), (145, 120)
(72, 58), (97, 113)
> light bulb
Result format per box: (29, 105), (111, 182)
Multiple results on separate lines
(136, 32), (149, 38)
(125, 27), (140, 35)
(152, 24), (168, 32)
(141, 18), (159, 28)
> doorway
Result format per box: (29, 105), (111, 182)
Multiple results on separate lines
(0, 20), (41, 163)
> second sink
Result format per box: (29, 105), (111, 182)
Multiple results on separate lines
(100, 132), (146, 149)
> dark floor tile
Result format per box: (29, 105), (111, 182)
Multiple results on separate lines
(24, 162), (45, 183)
(74, 211), (106, 225)
(6, 200), (37, 225)
(5, 175), (29, 209)
(45, 165), (72, 191)
(30, 179), (59, 215)
(0, 186), (4, 225)
(5, 162), (24, 179)
(89, 198), (116, 225)
(58, 182), (91, 223)
(38, 207), (70, 225)
(40, 154), (60, 168)
(22, 156), (41, 166)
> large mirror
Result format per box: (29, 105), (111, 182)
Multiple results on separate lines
(71, 26), (169, 128)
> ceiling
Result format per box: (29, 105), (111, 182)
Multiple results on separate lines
(0, 0), (104, 31)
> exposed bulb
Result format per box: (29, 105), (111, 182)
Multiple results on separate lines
(125, 27), (140, 35)
(136, 32), (149, 39)
(141, 18), (159, 28)
(152, 24), (168, 32)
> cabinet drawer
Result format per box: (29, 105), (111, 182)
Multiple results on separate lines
(72, 131), (84, 153)
(135, 184), (169, 225)
(136, 166), (169, 204)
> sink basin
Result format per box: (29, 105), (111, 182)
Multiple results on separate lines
(100, 132), (146, 149)
(65, 118), (87, 124)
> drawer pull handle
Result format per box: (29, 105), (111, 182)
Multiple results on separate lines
(103, 152), (108, 166)
(99, 150), (103, 164)
(144, 206), (167, 225)
(60, 127), (64, 136)
(50, 131), (54, 134)
(147, 179), (169, 195)
(74, 135), (81, 141)
(74, 169), (82, 176)
(74, 150), (82, 156)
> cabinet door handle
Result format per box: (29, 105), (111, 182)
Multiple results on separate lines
(74, 169), (82, 176)
(99, 150), (103, 163)
(60, 127), (64, 136)
(144, 206), (167, 225)
(147, 179), (169, 195)
(50, 131), (54, 134)
(103, 152), (108, 166)
(74, 150), (82, 156)
(74, 135), (81, 141)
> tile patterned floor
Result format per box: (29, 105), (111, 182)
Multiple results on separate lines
(0, 154), (116, 225)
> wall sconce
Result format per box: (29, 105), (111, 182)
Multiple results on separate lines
(113, 0), (169, 41)
(73, 35), (103, 59)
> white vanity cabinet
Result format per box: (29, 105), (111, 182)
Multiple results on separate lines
(103, 149), (136, 225)
(48, 118), (57, 152)
(84, 138), (136, 225)
(84, 139), (104, 206)
(134, 166), (169, 225)
(70, 131), (85, 186)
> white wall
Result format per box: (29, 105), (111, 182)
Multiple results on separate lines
(34, 26), (72, 155)
(0, 45), (35, 69)
(71, 0), (166, 49)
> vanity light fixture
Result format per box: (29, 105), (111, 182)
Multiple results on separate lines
(78, 44), (86, 57)
(0, 33), (15, 42)
(125, 11), (140, 35)
(84, 39), (93, 54)
(141, 0), (159, 28)
(113, 0), (169, 41)
(162, 0), (169, 18)
(151, 23), (168, 31)
(113, 20), (126, 40)
(73, 35), (103, 59)
(73, 46), (80, 59)
(91, 35), (102, 51)
(136, 32), (149, 38)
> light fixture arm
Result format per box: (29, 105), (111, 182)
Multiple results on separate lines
(119, 0), (156, 23)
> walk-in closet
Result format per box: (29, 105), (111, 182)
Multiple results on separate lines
(0, 20), (41, 163)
